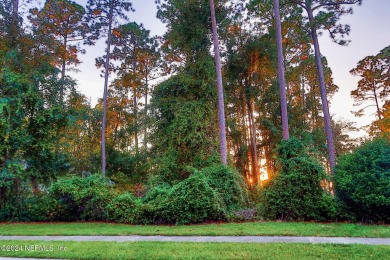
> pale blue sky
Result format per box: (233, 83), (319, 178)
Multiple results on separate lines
(65, 0), (389, 137)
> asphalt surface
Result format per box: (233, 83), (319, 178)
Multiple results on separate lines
(1, 235), (390, 245)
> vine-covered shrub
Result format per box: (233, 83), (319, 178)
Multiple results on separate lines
(200, 164), (248, 211)
(142, 173), (226, 224)
(50, 174), (112, 221)
(106, 193), (142, 223)
(162, 173), (226, 224)
(19, 195), (58, 221)
(335, 138), (390, 223)
(261, 138), (337, 221)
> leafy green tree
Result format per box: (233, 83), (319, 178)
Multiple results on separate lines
(150, 67), (220, 182)
(335, 138), (390, 223)
(0, 49), (71, 206)
(149, 0), (229, 182)
(0, 1), (76, 214)
(261, 138), (337, 221)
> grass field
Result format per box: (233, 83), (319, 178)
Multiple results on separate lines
(0, 240), (389, 259)
(0, 221), (389, 237)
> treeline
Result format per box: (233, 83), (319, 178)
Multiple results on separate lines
(0, 0), (389, 223)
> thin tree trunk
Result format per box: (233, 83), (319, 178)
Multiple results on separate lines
(273, 0), (290, 140)
(209, 0), (227, 165)
(301, 73), (305, 107)
(373, 82), (382, 120)
(133, 45), (139, 154)
(12, 0), (19, 26)
(301, 73), (306, 127)
(112, 111), (122, 150)
(247, 101), (259, 184)
(144, 67), (149, 147)
(101, 3), (114, 177)
(133, 90), (138, 154)
(30, 177), (39, 195)
(61, 35), (68, 102)
(11, 0), (19, 42)
(307, 6), (336, 175)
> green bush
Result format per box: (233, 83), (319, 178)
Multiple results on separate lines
(0, 203), (17, 222)
(335, 138), (390, 223)
(106, 193), (142, 224)
(49, 174), (112, 221)
(262, 138), (337, 221)
(20, 195), (58, 221)
(200, 164), (248, 211)
(142, 174), (226, 224)
(162, 173), (226, 224)
(0, 193), (58, 222)
(140, 183), (171, 224)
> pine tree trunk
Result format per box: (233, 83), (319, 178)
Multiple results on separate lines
(247, 101), (259, 184)
(12, 0), (19, 25)
(133, 45), (139, 154)
(307, 7), (336, 175)
(144, 67), (149, 147)
(61, 36), (68, 103)
(373, 82), (382, 120)
(11, 0), (19, 42)
(273, 0), (290, 140)
(101, 3), (114, 177)
(134, 90), (138, 154)
(209, 0), (227, 165)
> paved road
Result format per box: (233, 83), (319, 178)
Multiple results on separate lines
(1, 236), (390, 245)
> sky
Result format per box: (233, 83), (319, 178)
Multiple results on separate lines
(64, 0), (390, 138)
(319, 0), (390, 136)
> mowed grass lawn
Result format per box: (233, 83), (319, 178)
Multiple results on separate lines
(0, 221), (389, 237)
(0, 240), (389, 260)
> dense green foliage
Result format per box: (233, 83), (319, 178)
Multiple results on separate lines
(201, 164), (248, 211)
(106, 193), (142, 224)
(50, 175), (113, 221)
(0, 0), (386, 226)
(0, 194), (57, 222)
(1, 164), (247, 224)
(335, 138), (390, 223)
(260, 138), (337, 221)
(142, 164), (247, 224)
(149, 58), (220, 183)
(148, 173), (226, 224)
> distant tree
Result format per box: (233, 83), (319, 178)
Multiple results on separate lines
(350, 45), (390, 120)
(29, 0), (87, 102)
(290, 0), (362, 175)
(97, 22), (159, 153)
(86, 0), (134, 177)
(369, 101), (390, 138)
